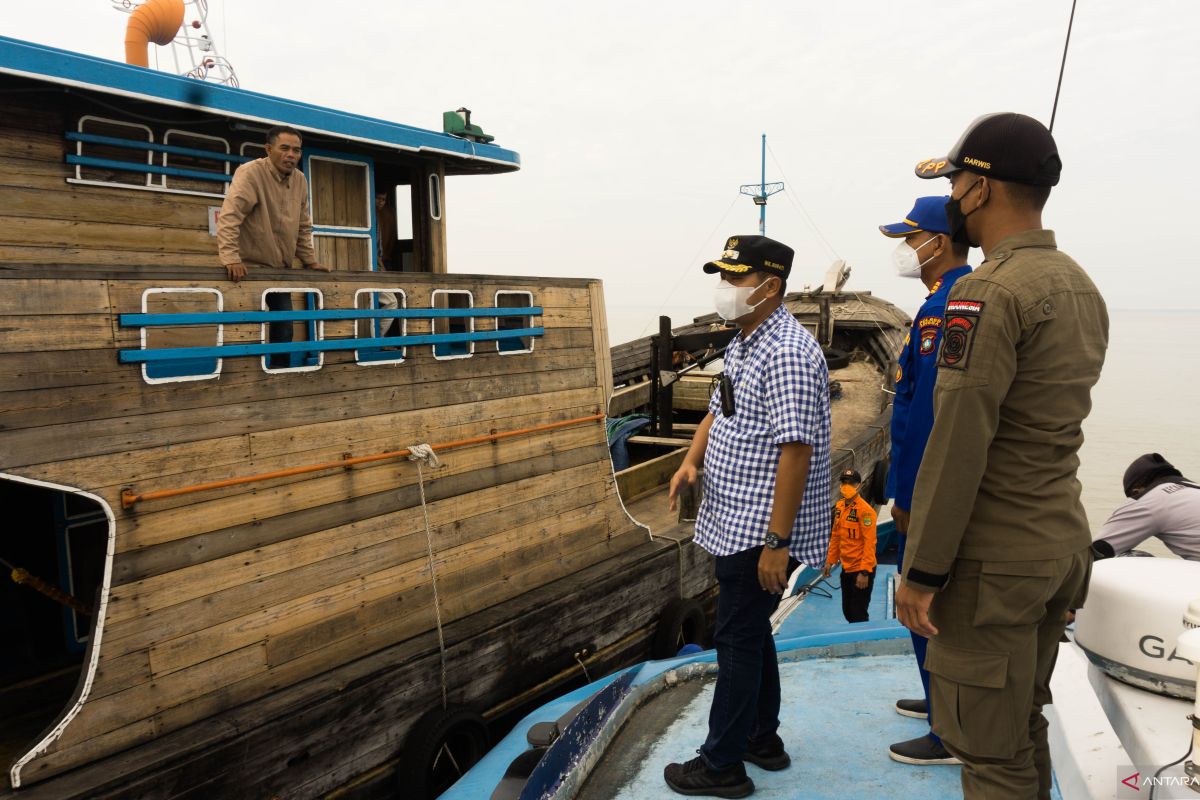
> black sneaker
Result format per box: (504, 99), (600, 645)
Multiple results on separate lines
(888, 734), (961, 766)
(894, 697), (928, 719)
(741, 732), (791, 771)
(663, 754), (755, 798)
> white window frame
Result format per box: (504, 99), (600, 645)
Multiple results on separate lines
(261, 288), (325, 374)
(70, 114), (153, 188)
(354, 288), (407, 366)
(161, 128), (231, 190)
(240, 141), (267, 159)
(430, 289), (474, 361)
(138, 287), (223, 385)
(428, 173), (442, 221)
(494, 290), (536, 355)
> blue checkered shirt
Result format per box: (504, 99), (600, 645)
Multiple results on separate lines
(695, 304), (832, 565)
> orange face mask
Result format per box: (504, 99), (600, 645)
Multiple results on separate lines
(839, 484), (857, 498)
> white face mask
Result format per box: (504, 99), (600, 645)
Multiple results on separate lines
(713, 277), (770, 321)
(891, 236), (941, 279)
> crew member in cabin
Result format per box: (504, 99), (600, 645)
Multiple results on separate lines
(216, 125), (330, 368)
(1092, 453), (1200, 561)
(822, 468), (877, 623)
(877, 195), (971, 767)
(664, 235), (832, 798)
(895, 113), (1108, 799)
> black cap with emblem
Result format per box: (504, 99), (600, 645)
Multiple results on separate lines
(703, 235), (794, 279)
(839, 468), (862, 483)
(914, 112), (1062, 187)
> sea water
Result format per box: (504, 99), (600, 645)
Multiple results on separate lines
(606, 306), (1200, 543)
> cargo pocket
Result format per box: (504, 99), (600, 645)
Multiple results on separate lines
(972, 561), (1055, 627)
(925, 640), (1017, 759)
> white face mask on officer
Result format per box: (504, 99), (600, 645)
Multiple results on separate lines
(891, 235), (941, 279)
(713, 276), (770, 321)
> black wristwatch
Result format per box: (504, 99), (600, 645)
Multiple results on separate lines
(764, 531), (790, 550)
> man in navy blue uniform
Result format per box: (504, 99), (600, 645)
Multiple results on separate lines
(879, 196), (971, 766)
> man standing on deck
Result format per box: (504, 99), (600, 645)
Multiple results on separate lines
(896, 113), (1108, 800)
(664, 235), (832, 798)
(216, 125), (330, 368)
(877, 195), (971, 767)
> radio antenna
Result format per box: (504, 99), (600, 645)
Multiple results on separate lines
(1049, 0), (1078, 133)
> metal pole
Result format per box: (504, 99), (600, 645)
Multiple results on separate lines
(759, 134), (767, 235)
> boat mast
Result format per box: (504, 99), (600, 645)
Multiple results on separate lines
(739, 134), (784, 236)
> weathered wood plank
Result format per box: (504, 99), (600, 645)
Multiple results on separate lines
(0, 187), (214, 230)
(109, 442), (610, 583)
(616, 447), (688, 504)
(0, 367), (599, 468)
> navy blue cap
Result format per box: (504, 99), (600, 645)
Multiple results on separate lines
(878, 196), (951, 238)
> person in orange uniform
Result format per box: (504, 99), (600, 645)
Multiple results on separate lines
(822, 469), (877, 622)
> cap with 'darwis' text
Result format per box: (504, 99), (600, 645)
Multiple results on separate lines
(914, 112), (1062, 187)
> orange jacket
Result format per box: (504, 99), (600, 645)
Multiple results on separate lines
(826, 494), (877, 573)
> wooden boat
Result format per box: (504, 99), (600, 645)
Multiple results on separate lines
(0, 32), (720, 800)
(0, 28), (908, 800)
(605, 277), (909, 518)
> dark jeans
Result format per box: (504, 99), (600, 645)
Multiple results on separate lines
(839, 569), (875, 622)
(897, 532), (940, 746)
(266, 292), (294, 369)
(701, 546), (797, 771)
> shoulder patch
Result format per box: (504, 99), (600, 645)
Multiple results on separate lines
(918, 317), (941, 356)
(938, 300), (984, 369)
(862, 515), (873, 527)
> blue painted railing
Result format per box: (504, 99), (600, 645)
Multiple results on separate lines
(119, 306), (545, 371)
(65, 131), (251, 164)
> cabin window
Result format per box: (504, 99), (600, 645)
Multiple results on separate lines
(261, 289), (324, 373)
(240, 142), (267, 159)
(375, 181), (418, 271)
(161, 129), (232, 193)
(139, 288), (223, 384)
(431, 290), (473, 360)
(494, 291), (536, 354)
(355, 288), (406, 365)
(428, 173), (442, 221)
(308, 153), (374, 272)
(71, 115), (154, 188)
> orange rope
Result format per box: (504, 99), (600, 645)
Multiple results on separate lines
(121, 412), (606, 509)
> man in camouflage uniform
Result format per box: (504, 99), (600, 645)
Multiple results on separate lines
(895, 113), (1108, 799)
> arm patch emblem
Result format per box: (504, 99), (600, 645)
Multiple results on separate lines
(938, 300), (985, 369)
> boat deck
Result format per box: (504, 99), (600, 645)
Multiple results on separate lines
(574, 566), (1066, 800)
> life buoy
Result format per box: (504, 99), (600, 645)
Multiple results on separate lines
(651, 597), (708, 659)
(396, 704), (490, 800)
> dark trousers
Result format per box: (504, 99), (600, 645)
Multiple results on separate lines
(701, 546), (797, 771)
(897, 532), (940, 746)
(839, 569), (875, 622)
(266, 292), (294, 369)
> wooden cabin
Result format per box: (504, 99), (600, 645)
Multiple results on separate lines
(0, 35), (718, 800)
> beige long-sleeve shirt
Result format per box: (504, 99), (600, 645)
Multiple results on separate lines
(217, 157), (317, 268)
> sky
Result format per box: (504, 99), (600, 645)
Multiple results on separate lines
(7, 1), (1200, 342)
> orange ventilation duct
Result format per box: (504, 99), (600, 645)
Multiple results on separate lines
(124, 0), (185, 68)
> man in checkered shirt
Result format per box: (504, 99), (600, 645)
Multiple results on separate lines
(664, 235), (832, 798)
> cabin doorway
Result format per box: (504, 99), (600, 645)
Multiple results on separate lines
(0, 478), (109, 785)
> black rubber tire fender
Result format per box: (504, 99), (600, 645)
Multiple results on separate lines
(823, 347), (851, 371)
(651, 597), (708, 660)
(396, 704), (490, 800)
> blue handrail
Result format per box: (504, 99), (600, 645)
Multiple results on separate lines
(65, 131), (251, 164)
(66, 154), (233, 184)
(119, 307), (544, 327)
(119, 328), (544, 363)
